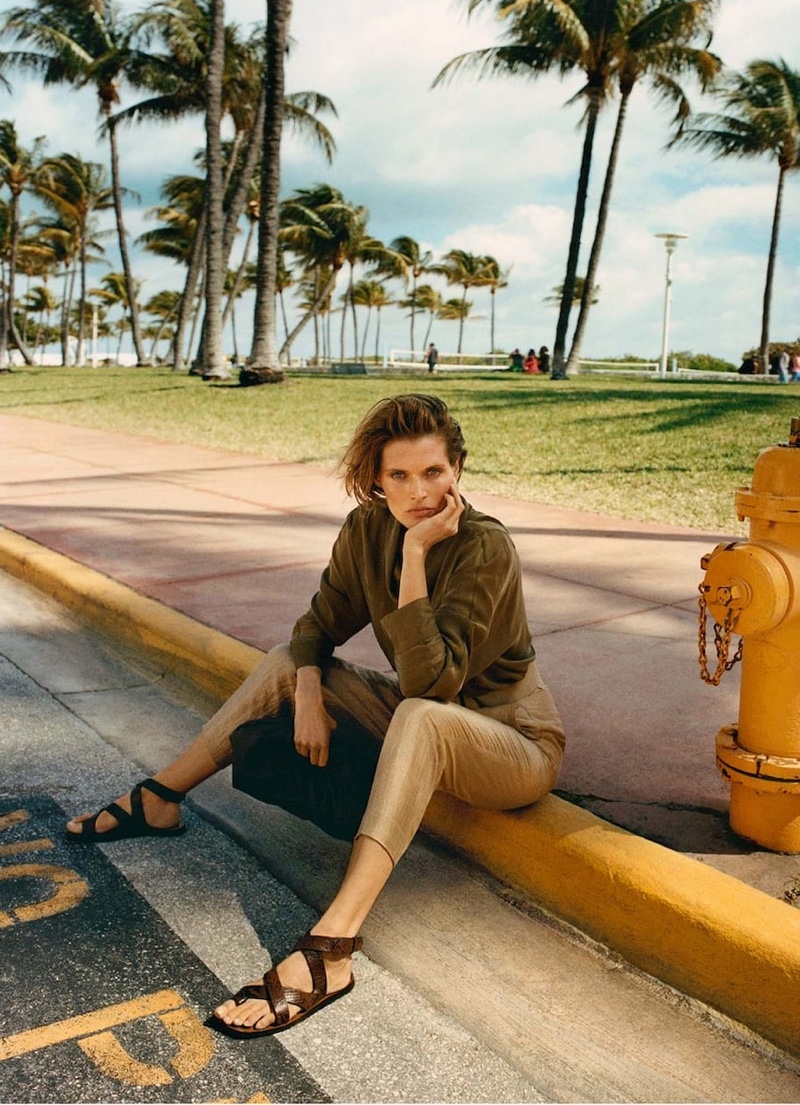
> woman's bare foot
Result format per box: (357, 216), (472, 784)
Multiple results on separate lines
(214, 940), (355, 1032)
(65, 779), (183, 838)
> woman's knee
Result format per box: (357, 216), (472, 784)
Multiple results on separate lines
(383, 697), (448, 757)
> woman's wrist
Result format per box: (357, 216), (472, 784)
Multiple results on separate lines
(295, 665), (323, 702)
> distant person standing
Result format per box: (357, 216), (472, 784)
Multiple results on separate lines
(779, 349), (791, 383)
(770, 349), (790, 383)
(426, 343), (438, 373)
(790, 351), (800, 382)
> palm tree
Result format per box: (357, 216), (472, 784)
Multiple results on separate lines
(37, 153), (113, 364)
(545, 275), (599, 308)
(438, 0), (661, 374)
(90, 270), (140, 361)
(438, 296), (473, 350)
(433, 249), (490, 353)
(675, 57), (800, 372)
(22, 282), (59, 361)
(351, 278), (393, 361)
(0, 120), (46, 364)
(143, 288), (181, 362)
(294, 264), (334, 363)
(338, 216), (392, 361)
(408, 283), (443, 351)
(278, 183), (361, 357)
(1, 0), (149, 364)
(123, 0), (333, 376)
(480, 254), (510, 352)
(381, 235), (432, 353)
(275, 245), (294, 360)
(565, 0), (720, 374)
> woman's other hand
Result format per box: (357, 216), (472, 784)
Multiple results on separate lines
(294, 666), (336, 767)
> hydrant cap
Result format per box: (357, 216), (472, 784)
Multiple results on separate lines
(750, 440), (800, 499)
(703, 543), (791, 636)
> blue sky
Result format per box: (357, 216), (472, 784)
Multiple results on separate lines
(4, 0), (800, 365)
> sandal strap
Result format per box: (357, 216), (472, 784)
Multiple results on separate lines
(140, 777), (186, 804)
(294, 933), (362, 957)
(105, 800), (135, 826)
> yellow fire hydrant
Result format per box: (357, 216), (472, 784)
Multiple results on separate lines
(699, 417), (800, 852)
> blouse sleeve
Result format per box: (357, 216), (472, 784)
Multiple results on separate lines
(380, 525), (517, 700)
(290, 514), (370, 669)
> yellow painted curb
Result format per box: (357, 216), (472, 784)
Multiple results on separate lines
(425, 794), (800, 1056)
(2, 526), (799, 1057)
(0, 527), (261, 706)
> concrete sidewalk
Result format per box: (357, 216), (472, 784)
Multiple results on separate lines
(1, 410), (799, 1058)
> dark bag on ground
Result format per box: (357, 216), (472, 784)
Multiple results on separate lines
(230, 704), (382, 842)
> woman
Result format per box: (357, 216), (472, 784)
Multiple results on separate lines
(524, 348), (539, 374)
(66, 394), (565, 1037)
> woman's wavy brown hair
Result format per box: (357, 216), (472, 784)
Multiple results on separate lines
(340, 394), (467, 506)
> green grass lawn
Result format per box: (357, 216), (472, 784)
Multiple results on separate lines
(2, 364), (798, 533)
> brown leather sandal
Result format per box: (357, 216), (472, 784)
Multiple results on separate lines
(213, 933), (363, 1038)
(65, 778), (187, 843)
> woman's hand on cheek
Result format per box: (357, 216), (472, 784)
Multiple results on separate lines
(405, 482), (464, 554)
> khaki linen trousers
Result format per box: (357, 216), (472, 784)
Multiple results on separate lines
(201, 644), (565, 865)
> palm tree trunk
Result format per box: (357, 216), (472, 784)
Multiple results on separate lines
(187, 267), (206, 366)
(0, 261), (9, 370)
(458, 285), (467, 353)
(222, 216), (257, 328)
(222, 101), (264, 263)
(279, 289), (291, 362)
(759, 163), (786, 373)
(107, 117), (146, 366)
(375, 307), (382, 362)
(349, 264), (359, 359)
(566, 89), (631, 374)
(410, 271), (417, 353)
(7, 190), (33, 365)
(173, 207), (206, 370)
(201, 0), (227, 379)
(61, 263), (76, 366)
(77, 235), (88, 365)
(249, 0), (293, 375)
(280, 268), (336, 356)
(552, 95), (601, 378)
(423, 310), (434, 350)
(490, 288), (496, 354)
(360, 306), (371, 361)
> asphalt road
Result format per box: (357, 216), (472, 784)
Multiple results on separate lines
(0, 573), (542, 1104)
(2, 569), (800, 1104)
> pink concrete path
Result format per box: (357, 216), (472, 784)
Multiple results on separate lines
(0, 410), (792, 897)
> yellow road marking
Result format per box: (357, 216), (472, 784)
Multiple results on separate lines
(0, 838), (54, 858)
(0, 862), (88, 927)
(0, 989), (185, 1061)
(77, 1005), (214, 1086)
(0, 810), (30, 831)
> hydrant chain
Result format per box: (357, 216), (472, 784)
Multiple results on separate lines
(697, 586), (743, 686)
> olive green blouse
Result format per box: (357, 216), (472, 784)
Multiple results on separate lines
(290, 499), (535, 707)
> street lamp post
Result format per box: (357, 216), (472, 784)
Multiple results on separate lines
(655, 232), (688, 379)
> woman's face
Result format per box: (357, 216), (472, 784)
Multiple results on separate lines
(377, 435), (460, 528)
